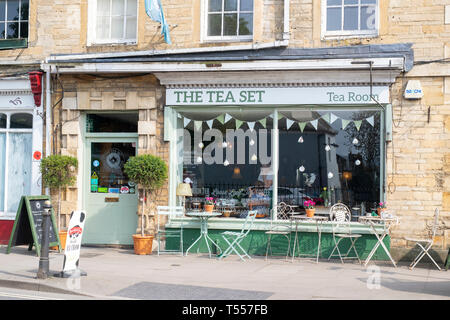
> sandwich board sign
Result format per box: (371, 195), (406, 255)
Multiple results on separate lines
(55, 210), (87, 278)
(6, 196), (60, 257)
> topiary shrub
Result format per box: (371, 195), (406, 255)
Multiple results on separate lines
(124, 154), (168, 236)
(40, 154), (78, 230)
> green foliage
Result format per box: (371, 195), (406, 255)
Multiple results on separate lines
(124, 154), (168, 192)
(40, 155), (78, 189)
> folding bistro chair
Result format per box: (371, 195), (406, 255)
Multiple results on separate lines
(155, 206), (185, 256)
(265, 203), (292, 260)
(405, 208), (442, 270)
(328, 203), (362, 264)
(219, 210), (257, 261)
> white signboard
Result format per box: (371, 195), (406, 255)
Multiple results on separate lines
(63, 210), (86, 273)
(166, 86), (390, 106)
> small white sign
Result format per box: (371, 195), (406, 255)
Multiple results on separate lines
(404, 80), (423, 99)
(63, 211), (86, 273)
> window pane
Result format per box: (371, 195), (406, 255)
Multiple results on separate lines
(240, 0), (253, 11)
(19, 21), (27, 38)
(125, 16), (136, 39)
(7, 133), (32, 212)
(361, 0), (376, 4)
(111, 16), (124, 38)
(112, 0), (125, 16)
(6, 21), (18, 38)
(97, 0), (111, 16)
(327, 0), (341, 5)
(343, 6), (358, 30)
(209, 0), (222, 12)
(86, 113), (138, 133)
(0, 113), (5, 128)
(327, 7), (341, 31)
(10, 113), (32, 128)
(207, 13), (221, 36)
(224, 0), (237, 11)
(0, 0), (5, 21)
(223, 13), (237, 35)
(344, 0), (358, 4)
(126, 0), (137, 16)
(0, 23), (4, 39)
(7, 0), (19, 21)
(0, 133), (5, 211)
(20, 0), (28, 20)
(361, 5), (376, 30)
(239, 13), (252, 35)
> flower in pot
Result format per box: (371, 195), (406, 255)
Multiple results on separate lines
(124, 154), (168, 255)
(377, 202), (387, 216)
(304, 200), (316, 217)
(204, 197), (215, 212)
(40, 155), (78, 251)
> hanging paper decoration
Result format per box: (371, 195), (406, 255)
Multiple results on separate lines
(216, 114), (225, 124)
(366, 115), (374, 127)
(247, 122), (255, 131)
(355, 159), (361, 166)
(249, 139), (255, 146)
(325, 145), (331, 151)
(298, 136), (304, 143)
(251, 154), (257, 161)
(286, 119), (294, 130)
(259, 118), (267, 128)
(235, 119), (243, 129)
(224, 159), (230, 166)
(206, 119), (214, 129)
(352, 138), (359, 145)
(198, 142), (204, 149)
(299, 165), (305, 172)
(177, 113), (182, 118)
(298, 122), (307, 132)
(183, 117), (191, 128)
(310, 119), (318, 130)
(194, 121), (202, 131)
(354, 120), (362, 131)
(322, 113), (331, 123)
(224, 113), (232, 123)
(327, 172), (334, 179)
(341, 119), (351, 129)
(330, 113), (339, 124)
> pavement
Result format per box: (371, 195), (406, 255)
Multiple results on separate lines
(0, 245), (449, 300)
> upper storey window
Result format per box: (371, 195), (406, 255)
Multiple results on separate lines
(88, 0), (138, 45)
(204, 0), (253, 42)
(0, 0), (28, 49)
(322, 0), (378, 39)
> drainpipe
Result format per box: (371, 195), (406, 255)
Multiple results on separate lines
(45, 66), (51, 195)
(283, 0), (290, 42)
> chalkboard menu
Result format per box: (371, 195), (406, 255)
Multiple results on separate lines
(6, 196), (61, 257)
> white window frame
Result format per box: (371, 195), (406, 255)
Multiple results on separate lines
(87, 0), (138, 46)
(201, 0), (254, 43)
(321, 0), (379, 40)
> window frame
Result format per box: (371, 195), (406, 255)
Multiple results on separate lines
(87, 0), (139, 46)
(321, 0), (379, 40)
(201, 0), (254, 43)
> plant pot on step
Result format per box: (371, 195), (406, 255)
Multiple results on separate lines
(305, 208), (315, 217)
(51, 230), (67, 250)
(132, 234), (154, 255)
(204, 204), (214, 212)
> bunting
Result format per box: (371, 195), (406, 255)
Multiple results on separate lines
(286, 119), (295, 130)
(298, 122), (307, 132)
(354, 120), (362, 131)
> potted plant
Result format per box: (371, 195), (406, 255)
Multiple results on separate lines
(304, 200), (316, 217)
(204, 197), (215, 212)
(124, 154), (168, 255)
(40, 155), (78, 250)
(377, 202), (387, 216)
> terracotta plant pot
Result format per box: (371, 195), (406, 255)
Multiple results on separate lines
(52, 231), (67, 251)
(305, 208), (315, 217)
(204, 204), (214, 212)
(377, 208), (386, 216)
(132, 234), (154, 255)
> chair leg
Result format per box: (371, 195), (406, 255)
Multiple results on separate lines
(409, 243), (430, 270)
(265, 234), (272, 260)
(410, 243), (441, 271)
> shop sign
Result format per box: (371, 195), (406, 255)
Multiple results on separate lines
(62, 211), (86, 273)
(166, 86), (390, 105)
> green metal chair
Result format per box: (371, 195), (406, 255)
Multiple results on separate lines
(156, 206), (185, 256)
(218, 210), (258, 261)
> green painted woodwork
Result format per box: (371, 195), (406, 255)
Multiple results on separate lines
(0, 39), (27, 50)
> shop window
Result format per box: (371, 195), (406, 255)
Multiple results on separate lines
(88, 0), (138, 45)
(10, 112), (32, 128)
(322, 0), (378, 39)
(204, 0), (253, 42)
(0, 0), (28, 49)
(86, 113), (138, 133)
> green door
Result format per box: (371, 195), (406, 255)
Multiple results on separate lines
(82, 137), (139, 245)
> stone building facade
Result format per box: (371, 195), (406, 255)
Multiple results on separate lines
(0, 1), (448, 256)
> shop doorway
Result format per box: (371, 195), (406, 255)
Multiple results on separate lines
(82, 137), (138, 245)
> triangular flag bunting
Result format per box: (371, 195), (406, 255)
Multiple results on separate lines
(278, 112), (284, 120)
(184, 118), (191, 128)
(342, 119), (351, 129)
(286, 119), (294, 130)
(298, 122), (307, 132)
(224, 114), (232, 123)
(235, 119), (243, 129)
(322, 113), (330, 123)
(248, 122), (255, 131)
(310, 119), (318, 130)
(330, 113), (339, 124)
(366, 116), (374, 127)
(194, 121), (202, 131)
(206, 119), (214, 129)
(177, 113), (182, 118)
(259, 118), (267, 128)
(216, 114), (225, 124)
(354, 120), (362, 131)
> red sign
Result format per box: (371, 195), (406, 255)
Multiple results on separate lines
(33, 151), (42, 161)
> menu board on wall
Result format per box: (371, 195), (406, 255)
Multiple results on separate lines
(6, 196), (60, 257)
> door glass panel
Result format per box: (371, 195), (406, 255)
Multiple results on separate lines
(0, 133), (5, 211)
(90, 142), (136, 194)
(0, 113), (6, 128)
(10, 113), (32, 128)
(7, 132), (32, 212)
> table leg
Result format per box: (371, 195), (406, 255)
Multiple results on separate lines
(364, 226), (397, 268)
(291, 221), (300, 262)
(316, 221), (323, 264)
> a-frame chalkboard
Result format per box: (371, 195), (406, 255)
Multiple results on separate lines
(6, 196), (61, 257)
